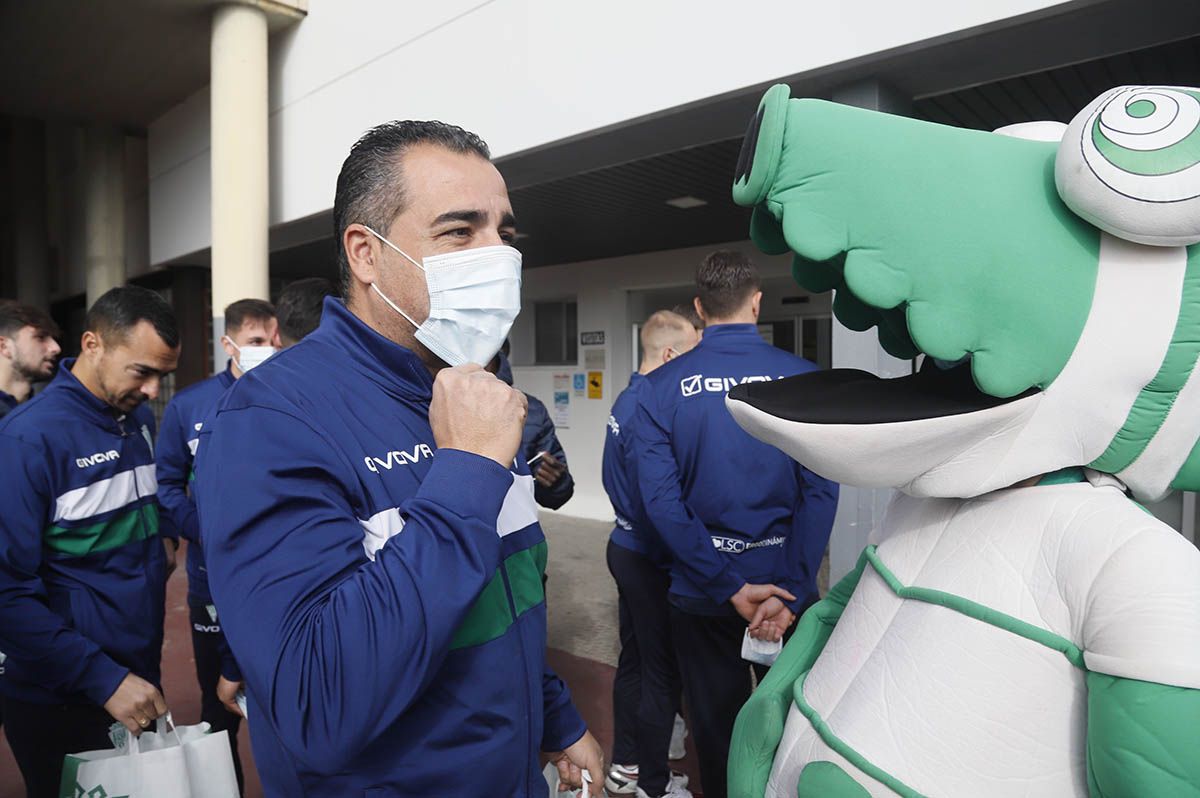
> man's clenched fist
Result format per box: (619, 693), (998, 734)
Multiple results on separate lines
(430, 364), (527, 467)
(103, 672), (168, 735)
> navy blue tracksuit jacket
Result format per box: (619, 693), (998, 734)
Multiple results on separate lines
(195, 299), (584, 796)
(0, 362), (166, 706)
(634, 324), (839, 614)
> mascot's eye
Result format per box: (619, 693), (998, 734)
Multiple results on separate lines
(735, 105), (765, 184)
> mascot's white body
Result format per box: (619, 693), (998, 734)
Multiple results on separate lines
(725, 84), (1200, 797)
(768, 480), (1200, 796)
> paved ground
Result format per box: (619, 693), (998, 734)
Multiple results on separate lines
(0, 512), (716, 797)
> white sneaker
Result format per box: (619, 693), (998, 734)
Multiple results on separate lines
(606, 763), (639, 794)
(668, 714), (688, 760)
(636, 775), (694, 798)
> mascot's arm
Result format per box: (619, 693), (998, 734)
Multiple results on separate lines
(728, 550), (867, 798)
(1082, 525), (1200, 798)
(1086, 673), (1200, 798)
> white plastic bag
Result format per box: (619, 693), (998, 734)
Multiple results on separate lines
(59, 713), (239, 798)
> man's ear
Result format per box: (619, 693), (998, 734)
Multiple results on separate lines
(221, 334), (239, 361)
(693, 296), (707, 324)
(750, 291), (763, 320)
(79, 330), (103, 362)
(661, 347), (675, 364)
(344, 224), (381, 288)
(0, 334), (11, 360)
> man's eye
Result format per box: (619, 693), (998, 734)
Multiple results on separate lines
(500, 232), (516, 245)
(442, 228), (471, 238)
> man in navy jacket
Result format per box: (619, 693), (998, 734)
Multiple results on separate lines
(0, 301), (62, 420)
(0, 286), (180, 797)
(634, 251), (839, 798)
(195, 121), (603, 796)
(156, 297), (278, 793)
(603, 310), (699, 798)
(493, 350), (575, 510)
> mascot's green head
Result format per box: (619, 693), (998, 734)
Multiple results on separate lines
(726, 84), (1200, 502)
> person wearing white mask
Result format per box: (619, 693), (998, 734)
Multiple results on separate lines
(192, 121), (604, 797)
(155, 297), (279, 795)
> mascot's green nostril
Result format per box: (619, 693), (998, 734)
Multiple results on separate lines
(734, 105), (765, 184)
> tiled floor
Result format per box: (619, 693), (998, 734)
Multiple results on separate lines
(0, 512), (710, 797)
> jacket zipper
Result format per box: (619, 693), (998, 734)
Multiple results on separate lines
(498, 558), (534, 793)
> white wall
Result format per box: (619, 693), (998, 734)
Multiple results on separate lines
(148, 0), (1072, 265)
(510, 240), (835, 521)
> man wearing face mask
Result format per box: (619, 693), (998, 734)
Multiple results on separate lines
(194, 121), (603, 797)
(0, 286), (180, 797)
(155, 298), (278, 794)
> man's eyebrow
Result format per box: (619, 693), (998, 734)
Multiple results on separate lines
(500, 211), (517, 229)
(431, 209), (485, 226)
(131, 362), (164, 374)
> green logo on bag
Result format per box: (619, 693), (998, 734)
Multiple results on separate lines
(73, 785), (130, 798)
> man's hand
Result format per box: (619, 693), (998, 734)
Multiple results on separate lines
(217, 676), (244, 717)
(730, 582), (796, 623)
(103, 673), (168, 735)
(549, 730), (605, 795)
(748, 596), (796, 642)
(533, 451), (567, 487)
(430, 364), (527, 468)
(162, 537), (178, 578)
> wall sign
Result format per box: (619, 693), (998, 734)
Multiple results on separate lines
(580, 331), (606, 346)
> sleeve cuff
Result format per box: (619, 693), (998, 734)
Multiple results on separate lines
(541, 706), (587, 753)
(702, 565), (747, 606)
(219, 659), (243, 682)
(78, 653), (130, 707)
(419, 448), (514, 523)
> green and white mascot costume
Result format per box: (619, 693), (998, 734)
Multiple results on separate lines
(725, 84), (1200, 798)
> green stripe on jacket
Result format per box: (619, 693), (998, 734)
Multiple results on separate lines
(45, 504), (159, 557)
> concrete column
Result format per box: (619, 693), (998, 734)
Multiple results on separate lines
(9, 119), (51, 309)
(83, 126), (126, 306)
(210, 2), (269, 372)
(826, 80), (916, 583)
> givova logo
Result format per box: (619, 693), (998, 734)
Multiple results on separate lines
(76, 450), (119, 469)
(681, 374), (777, 397)
(364, 443), (435, 473)
(607, 415), (620, 436)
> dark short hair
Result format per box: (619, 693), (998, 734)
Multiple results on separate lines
(85, 286), (179, 349)
(0, 299), (61, 340)
(276, 278), (335, 344)
(224, 298), (276, 335)
(696, 250), (761, 319)
(332, 120), (491, 297)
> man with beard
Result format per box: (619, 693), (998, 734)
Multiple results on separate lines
(0, 301), (62, 418)
(0, 286), (180, 797)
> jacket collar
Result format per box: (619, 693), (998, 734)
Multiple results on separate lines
(311, 297), (435, 400)
(217, 361), (236, 389)
(698, 323), (761, 348)
(51, 359), (127, 430)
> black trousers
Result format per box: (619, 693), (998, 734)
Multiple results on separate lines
(3, 695), (116, 798)
(607, 540), (681, 795)
(190, 602), (245, 795)
(669, 608), (770, 798)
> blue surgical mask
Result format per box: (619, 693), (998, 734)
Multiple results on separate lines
(363, 225), (523, 367)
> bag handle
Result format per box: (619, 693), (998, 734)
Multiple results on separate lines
(155, 711), (183, 747)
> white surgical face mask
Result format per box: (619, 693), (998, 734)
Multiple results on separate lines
(363, 225), (522, 367)
(225, 338), (275, 372)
